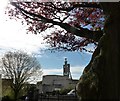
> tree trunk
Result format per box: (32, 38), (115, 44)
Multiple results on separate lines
(98, 2), (120, 100)
(13, 90), (19, 101)
(76, 2), (120, 101)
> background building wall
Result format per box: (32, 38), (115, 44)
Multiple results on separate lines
(39, 75), (78, 93)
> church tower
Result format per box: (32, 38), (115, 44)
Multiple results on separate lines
(63, 58), (72, 79)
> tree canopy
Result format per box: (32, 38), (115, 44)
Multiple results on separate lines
(6, 2), (104, 52)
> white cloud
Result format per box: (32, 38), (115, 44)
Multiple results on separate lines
(43, 68), (63, 75)
(71, 65), (85, 79)
(71, 65), (85, 74)
(0, 2), (48, 55)
(42, 65), (85, 80)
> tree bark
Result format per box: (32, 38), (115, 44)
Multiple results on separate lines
(77, 2), (120, 100)
(98, 2), (120, 100)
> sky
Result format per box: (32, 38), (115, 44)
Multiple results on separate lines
(0, 0), (93, 83)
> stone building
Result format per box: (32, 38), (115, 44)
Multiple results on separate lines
(37, 58), (78, 94)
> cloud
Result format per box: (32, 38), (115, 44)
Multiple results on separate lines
(0, 2), (49, 56)
(70, 65), (85, 79)
(42, 65), (86, 80)
(0, 10), (48, 55)
(43, 68), (63, 75)
(83, 43), (96, 55)
(71, 65), (85, 74)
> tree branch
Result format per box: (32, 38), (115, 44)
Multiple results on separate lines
(50, 2), (102, 12)
(11, 2), (103, 42)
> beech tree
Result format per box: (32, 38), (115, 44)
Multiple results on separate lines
(6, 2), (120, 100)
(1, 51), (42, 101)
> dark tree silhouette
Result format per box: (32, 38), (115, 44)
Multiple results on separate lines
(6, 2), (120, 100)
(1, 51), (42, 101)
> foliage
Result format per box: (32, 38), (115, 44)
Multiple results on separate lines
(26, 84), (37, 101)
(0, 51), (42, 101)
(2, 84), (13, 98)
(2, 96), (13, 101)
(6, 2), (105, 52)
(59, 87), (73, 95)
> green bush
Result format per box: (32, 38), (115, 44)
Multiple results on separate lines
(2, 96), (13, 101)
(59, 88), (72, 95)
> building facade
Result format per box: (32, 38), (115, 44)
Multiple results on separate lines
(37, 58), (78, 94)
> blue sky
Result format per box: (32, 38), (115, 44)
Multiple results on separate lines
(37, 50), (92, 80)
(0, 1), (93, 82)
